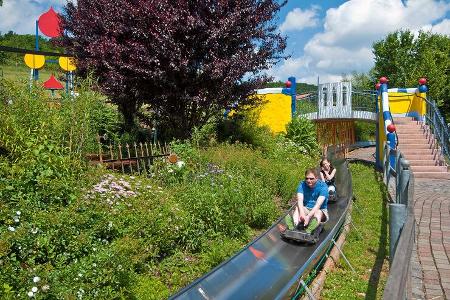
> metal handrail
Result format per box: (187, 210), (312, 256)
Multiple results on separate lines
(381, 142), (415, 300)
(351, 89), (377, 112)
(424, 97), (450, 162)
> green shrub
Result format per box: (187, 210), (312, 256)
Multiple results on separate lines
(0, 86), (318, 300)
(285, 116), (320, 155)
(355, 121), (376, 141)
(0, 78), (120, 206)
(217, 111), (277, 152)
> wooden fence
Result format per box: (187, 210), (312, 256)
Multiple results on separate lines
(317, 120), (356, 158)
(88, 137), (173, 175)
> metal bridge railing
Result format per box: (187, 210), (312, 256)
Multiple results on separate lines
(296, 91), (319, 114)
(424, 98), (450, 162)
(296, 89), (377, 118)
(351, 90), (377, 112)
(382, 142), (415, 300)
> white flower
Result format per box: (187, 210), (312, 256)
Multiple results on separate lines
(32, 287), (38, 293)
(8, 226), (15, 232)
(176, 161), (185, 168)
(42, 285), (50, 292)
(31, 228), (39, 234)
(33, 276), (41, 283)
(13, 216), (20, 223)
(27, 291), (34, 297)
(16, 211), (21, 215)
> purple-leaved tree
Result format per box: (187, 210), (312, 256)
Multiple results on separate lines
(60, 0), (287, 138)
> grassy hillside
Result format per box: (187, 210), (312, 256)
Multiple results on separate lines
(322, 162), (389, 299)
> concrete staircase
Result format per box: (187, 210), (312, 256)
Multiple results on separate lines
(394, 117), (450, 180)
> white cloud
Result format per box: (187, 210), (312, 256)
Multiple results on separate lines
(428, 19), (450, 35)
(270, 0), (450, 84)
(279, 6), (320, 32)
(0, 0), (70, 35)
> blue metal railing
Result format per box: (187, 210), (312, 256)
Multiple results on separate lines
(351, 90), (377, 112)
(424, 98), (450, 162)
(381, 142), (415, 300)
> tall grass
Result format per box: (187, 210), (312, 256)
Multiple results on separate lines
(321, 162), (389, 299)
(0, 78), (318, 299)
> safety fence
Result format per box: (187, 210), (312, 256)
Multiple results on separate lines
(381, 142), (415, 300)
(87, 137), (172, 175)
(424, 98), (450, 163)
(296, 89), (377, 119)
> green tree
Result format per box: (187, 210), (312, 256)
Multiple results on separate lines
(343, 71), (374, 91)
(60, 0), (288, 139)
(372, 30), (417, 88)
(372, 30), (450, 118)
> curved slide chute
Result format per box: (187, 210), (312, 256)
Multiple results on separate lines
(169, 159), (352, 299)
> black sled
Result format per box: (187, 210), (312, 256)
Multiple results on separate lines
(280, 223), (324, 244)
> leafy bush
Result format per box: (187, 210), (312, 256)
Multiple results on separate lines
(217, 111), (277, 152)
(285, 116), (320, 154)
(0, 78), (317, 299)
(355, 121), (376, 141)
(0, 78), (121, 206)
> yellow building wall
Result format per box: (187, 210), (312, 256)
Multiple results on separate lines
(387, 92), (426, 116)
(255, 93), (292, 133)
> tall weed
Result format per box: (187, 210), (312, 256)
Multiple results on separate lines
(0, 78), (119, 206)
(285, 116), (320, 155)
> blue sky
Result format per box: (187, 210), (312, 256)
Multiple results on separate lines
(1, 0), (449, 84)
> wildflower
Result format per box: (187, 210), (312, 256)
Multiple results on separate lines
(27, 291), (34, 297)
(16, 211), (21, 216)
(32, 287), (38, 293)
(33, 276), (41, 283)
(176, 160), (185, 168)
(42, 285), (50, 292)
(8, 226), (15, 232)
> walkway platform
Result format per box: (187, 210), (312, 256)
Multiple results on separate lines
(347, 146), (450, 300)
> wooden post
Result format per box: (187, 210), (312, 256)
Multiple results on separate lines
(126, 143), (132, 173)
(109, 144), (114, 170)
(98, 135), (103, 163)
(140, 143), (147, 174)
(118, 144), (125, 174)
(134, 142), (140, 174)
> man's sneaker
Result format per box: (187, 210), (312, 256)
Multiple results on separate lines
(284, 214), (295, 230)
(305, 217), (319, 234)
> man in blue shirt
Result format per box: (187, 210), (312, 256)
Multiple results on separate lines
(286, 167), (329, 234)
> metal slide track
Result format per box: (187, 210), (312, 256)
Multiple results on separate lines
(170, 159), (353, 299)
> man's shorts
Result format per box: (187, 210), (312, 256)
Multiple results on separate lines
(305, 207), (329, 223)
